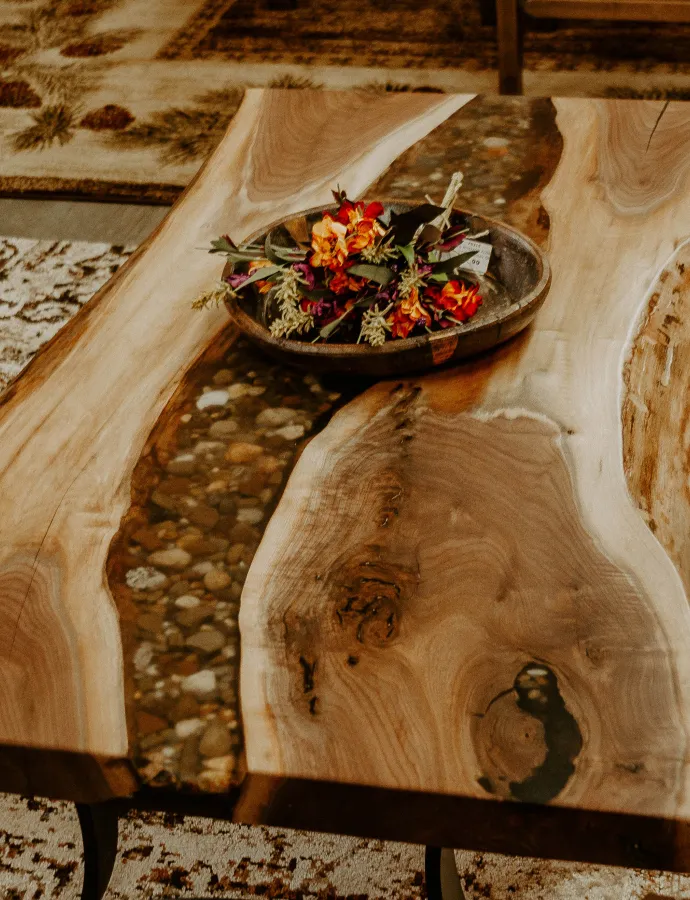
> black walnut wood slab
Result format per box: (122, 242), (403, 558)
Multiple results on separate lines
(240, 97), (690, 823)
(2, 90), (690, 873)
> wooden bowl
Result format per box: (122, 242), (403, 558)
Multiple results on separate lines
(223, 203), (550, 377)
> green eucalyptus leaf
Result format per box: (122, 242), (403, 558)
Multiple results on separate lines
(299, 287), (329, 300)
(264, 242), (283, 266)
(347, 263), (394, 285)
(319, 309), (351, 340)
(396, 243), (415, 268)
(264, 243), (304, 266)
(265, 242), (307, 265)
(429, 272), (449, 283)
(217, 249), (265, 262)
(318, 294), (377, 340)
(210, 237), (235, 255)
(238, 265), (282, 289)
(350, 294), (379, 310)
(210, 236), (266, 262)
(432, 249), (478, 276)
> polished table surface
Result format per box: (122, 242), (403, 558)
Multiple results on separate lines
(2, 89), (690, 872)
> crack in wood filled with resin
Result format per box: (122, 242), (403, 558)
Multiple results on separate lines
(241, 384), (683, 808)
(107, 331), (346, 791)
(369, 97), (563, 248)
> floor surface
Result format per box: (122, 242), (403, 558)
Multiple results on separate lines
(0, 199), (168, 245)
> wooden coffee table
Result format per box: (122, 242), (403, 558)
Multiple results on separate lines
(3, 90), (690, 900)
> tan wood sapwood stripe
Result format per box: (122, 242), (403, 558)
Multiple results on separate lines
(0, 88), (471, 769)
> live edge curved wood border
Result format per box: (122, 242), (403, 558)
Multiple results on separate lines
(240, 98), (690, 823)
(106, 96), (564, 797)
(0, 89), (472, 795)
(4, 91), (690, 873)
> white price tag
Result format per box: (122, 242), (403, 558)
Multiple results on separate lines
(455, 239), (492, 275)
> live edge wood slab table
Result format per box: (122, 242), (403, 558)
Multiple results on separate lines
(4, 89), (690, 898)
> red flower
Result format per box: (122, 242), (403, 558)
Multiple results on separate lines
(431, 280), (482, 322)
(364, 200), (385, 219)
(332, 199), (386, 253)
(335, 200), (384, 226)
(335, 201), (355, 225)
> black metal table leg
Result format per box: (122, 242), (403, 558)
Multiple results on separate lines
(425, 846), (466, 900)
(76, 802), (120, 900)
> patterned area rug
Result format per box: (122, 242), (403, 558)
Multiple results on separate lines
(3, 235), (690, 898)
(2, 793), (690, 898)
(2, 0), (690, 203)
(0, 236), (134, 390)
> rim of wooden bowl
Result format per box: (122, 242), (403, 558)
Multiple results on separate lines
(222, 203), (551, 361)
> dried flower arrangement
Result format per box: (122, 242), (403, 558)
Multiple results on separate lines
(195, 173), (492, 347)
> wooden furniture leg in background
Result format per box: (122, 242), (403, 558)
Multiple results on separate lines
(425, 847), (466, 900)
(76, 803), (120, 900)
(480, 0), (498, 26)
(497, 0), (524, 93)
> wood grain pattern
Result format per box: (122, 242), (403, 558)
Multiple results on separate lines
(0, 89), (470, 778)
(623, 244), (690, 620)
(596, 101), (690, 214)
(524, 0), (690, 20)
(226, 774), (690, 873)
(240, 99), (690, 821)
(100, 95), (564, 796)
(6, 88), (690, 863)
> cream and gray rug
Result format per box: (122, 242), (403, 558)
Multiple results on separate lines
(2, 234), (690, 898)
(0, 235), (134, 390)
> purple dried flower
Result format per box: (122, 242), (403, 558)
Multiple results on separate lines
(225, 272), (250, 289)
(293, 262), (315, 289)
(312, 299), (343, 326)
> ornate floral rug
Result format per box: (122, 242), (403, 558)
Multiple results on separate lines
(2, 0), (690, 203)
(1, 792), (689, 899)
(2, 233), (690, 899)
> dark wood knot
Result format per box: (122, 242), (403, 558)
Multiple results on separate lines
(336, 575), (400, 646)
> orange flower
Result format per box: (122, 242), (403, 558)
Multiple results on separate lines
(310, 201), (385, 269)
(388, 287), (432, 339)
(346, 216), (386, 254)
(310, 215), (349, 271)
(329, 269), (365, 295)
(434, 280), (482, 321)
(248, 258), (274, 294)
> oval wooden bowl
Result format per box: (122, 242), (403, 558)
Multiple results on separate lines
(223, 203), (550, 377)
